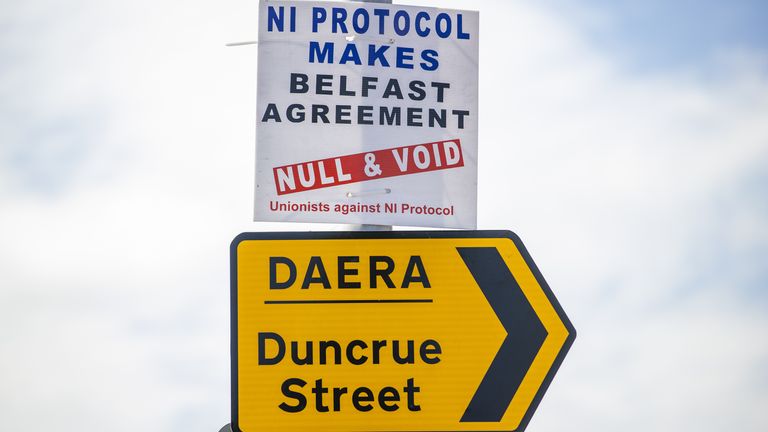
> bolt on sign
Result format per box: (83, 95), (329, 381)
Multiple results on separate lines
(253, 0), (479, 228)
(230, 231), (576, 431)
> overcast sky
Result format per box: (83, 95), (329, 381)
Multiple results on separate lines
(1, 0), (767, 431)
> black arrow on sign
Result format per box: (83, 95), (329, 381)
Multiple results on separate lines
(457, 247), (548, 423)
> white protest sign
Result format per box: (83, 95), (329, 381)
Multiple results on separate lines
(254, 0), (478, 228)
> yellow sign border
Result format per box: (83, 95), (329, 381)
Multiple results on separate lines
(230, 230), (576, 432)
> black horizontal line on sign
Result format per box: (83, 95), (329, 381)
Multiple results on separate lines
(264, 299), (433, 305)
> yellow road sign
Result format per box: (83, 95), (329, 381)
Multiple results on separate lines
(230, 231), (575, 432)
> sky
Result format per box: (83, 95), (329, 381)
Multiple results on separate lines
(1, 0), (767, 431)
(543, 0), (768, 75)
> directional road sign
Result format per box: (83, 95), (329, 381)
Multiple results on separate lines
(230, 231), (575, 431)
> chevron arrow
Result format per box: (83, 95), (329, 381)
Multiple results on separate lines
(457, 247), (549, 423)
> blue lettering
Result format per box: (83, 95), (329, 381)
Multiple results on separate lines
(340, 44), (363, 65)
(396, 47), (414, 69)
(436, 13), (451, 38)
(332, 8), (348, 33)
(457, 14), (470, 39)
(420, 49), (439, 71)
(394, 10), (410, 36)
(352, 9), (370, 33)
(368, 45), (391, 67)
(312, 8), (327, 33)
(267, 6), (285, 32)
(415, 12), (430, 37)
(373, 9), (390, 34)
(456, 14), (469, 39)
(309, 41), (334, 63)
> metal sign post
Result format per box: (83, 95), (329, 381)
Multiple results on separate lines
(344, 0), (392, 234)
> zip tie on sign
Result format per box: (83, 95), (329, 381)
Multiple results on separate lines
(344, 34), (395, 44)
(346, 188), (392, 198)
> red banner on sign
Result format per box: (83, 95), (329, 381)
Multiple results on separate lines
(272, 139), (464, 195)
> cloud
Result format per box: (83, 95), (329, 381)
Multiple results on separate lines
(473, 2), (768, 431)
(1, 1), (767, 431)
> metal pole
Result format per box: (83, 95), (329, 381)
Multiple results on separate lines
(344, 0), (393, 232)
(221, 1), (394, 429)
